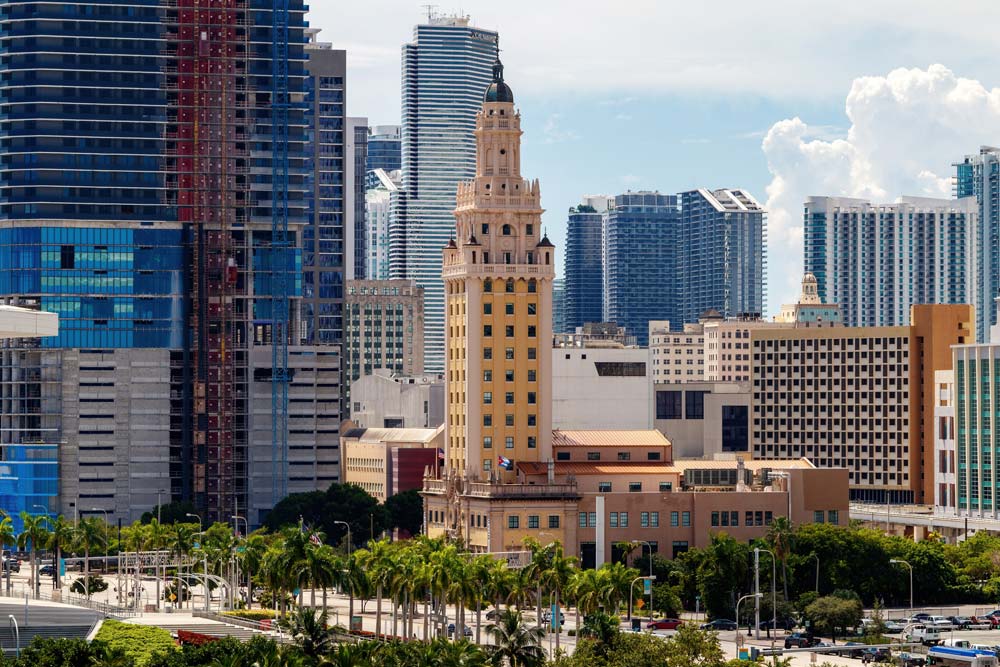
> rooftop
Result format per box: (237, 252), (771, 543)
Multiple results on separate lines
(342, 425), (443, 444)
(517, 458), (813, 476)
(552, 430), (672, 449)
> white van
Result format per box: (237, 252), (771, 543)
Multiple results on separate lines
(904, 624), (942, 646)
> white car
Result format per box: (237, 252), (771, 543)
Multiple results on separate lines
(927, 616), (954, 631)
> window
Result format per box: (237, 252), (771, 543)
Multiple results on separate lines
(505, 392), (514, 404)
(505, 325), (515, 337)
(587, 452), (601, 461)
(483, 325), (492, 336)
(548, 515), (560, 529)
(505, 414), (514, 426)
(528, 515), (539, 529)
(528, 325), (536, 337)
(505, 348), (515, 360)
(526, 224), (534, 235)
(685, 391), (708, 419)
(482, 223), (490, 235)
(528, 303), (536, 315)
(483, 437), (492, 449)
(828, 510), (839, 525)
(483, 415), (492, 427)
(610, 512), (618, 528)
(484, 460), (492, 471)
(619, 512), (628, 527)
(814, 511), (825, 524)
(764, 511), (773, 525)
(528, 370), (536, 382)
(629, 482), (642, 492)
(681, 511), (690, 527)
(484, 303), (492, 315)
(651, 512), (659, 527)
(647, 452), (661, 461)
(656, 391), (683, 419)
(528, 348), (537, 359)
(528, 414), (536, 426)
(556, 452), (570, 461)
(527, 436), (536, 448)
(618, 452), (631, 461)
(660, 482), (673, 492)
(505, 437), (514, 449)
(755, 511), (763, 526)
(484, 370), (492, 382)
(528, 279), (537, 293)
(505, 303), (514, 315)
(505, 369), (514, 382)
(641, 512), (650, 527)
(484, 278), (492, 291)
(528, 392), (537, 404)
(508, 515), (520, 529)
(721, 511), (730, 527)
(670, 512), (679, 527)
(484, 347), (493, 360)
(745, 511), (753, 526)
(579, 512), (587, 528)
(502, 224), (512, 236)
(588, 512), (597, 527)
(598, 482), (612, 492)
(729, 511), (738, 526)
(505, 278), (514, 293)
(483, 392), (492, 405)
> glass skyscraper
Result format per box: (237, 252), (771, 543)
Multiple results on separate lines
(389, 15), (498, 372)
(955, 147), (1000, 342)
(563, 197), (610, 332)
(367, 125), (401, 176)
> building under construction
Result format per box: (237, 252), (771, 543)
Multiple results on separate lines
(0, 0), (341, 527)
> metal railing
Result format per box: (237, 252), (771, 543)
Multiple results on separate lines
(0, 584), (138, 619)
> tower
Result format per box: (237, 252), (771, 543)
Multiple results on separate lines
(442, 57), (556, 478)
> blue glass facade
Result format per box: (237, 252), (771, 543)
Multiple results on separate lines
(0, 444), (58, 532)
(954, 148), (1000, 342)
(563, 205), (605, 332)
(366, 128), (401, 175)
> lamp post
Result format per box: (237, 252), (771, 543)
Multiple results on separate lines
(737, 593), (762, 639)
(628, 576), (656, 625)
(231, 515), (247, 609)
(92, 508), (110, 599)
(186, 513), (208, 612)
(334, 520), (354, 632)
(754, 547), (777, 640)
(810, 553), (820, 593)
(632, 540), (654, 625)
(890, 558), (913, 613)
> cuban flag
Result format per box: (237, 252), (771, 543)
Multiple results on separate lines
(498, 456), (513, 470)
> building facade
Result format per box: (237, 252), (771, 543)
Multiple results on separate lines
(955, 147), (1000, 342)
(343, 279), (425, 411)
(653, 381), (752, 459)
(680, 189), (766, 324)
(603, 192), (680, 346)
(803, 196), (975, 330)
(933, 369), (957, 516)
(350, 369), (445, 429)
(649, 319), (708, 383)
(553, 345), (651, 430)
(367, 125), (402, 177)
(366, 169), (401, 281)
(775, 273), (843, 326)
(389, 15), (498, 373)
(563, 197), (610, 332)
(341, 425), (442, 502)
(552, 278), (566, 335)
(346, 117), (369, 280)
(751, 304), (973, 504)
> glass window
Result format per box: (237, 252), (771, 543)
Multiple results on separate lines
(484, 347), (493, 360)
(505, 369), (514, 382)
(619, 512), (628, 527)
(746, 511), (753, 526)
(685, 391), (708, 419)
(548, 515), (560, 529)
(730, 511), (738, 526)
(528, 414), (536, 426)
(527, 436), (536, 448)
(588, 512), (597, 528)
(484, 325), (492, 336)
(528, 370), (536, 382)
(505, 392), (514, 404)
(505, 437), (514, 449)
(528, 325), (536, 337)
(508, 515), (519, 529)
(505, 303), (514, 315)
(659, 482), (672, 492)
(483, 392), (492, 405)
(484, 303), (492, 315)
(579, 512), (587, 528)
(483, 415), (492, 427)
(598, 482), (612, 492)
(505, 325), (514, 337)
(528, 303), (536, 315)
(484, 370), (492, 382)
(528, 348), (536, 359)
(755, 511), (763, 526)
(629, 482), (642, 492)
(505, 348), (514, 360)
(651, 512), (659, 527)
(505, 414), (514, 426)
(671, 511), (679, 527)
(682, 512), (691, 527)
(528, 392), (536, 404)
(641, 512), (649, 527)
(587, 452), (601, 461)
(483, 437), (492, 449)
(765, 511), (773, 525)
(618, 452), (631, 461)
(828, 510), (839, 525)
(610, 512), (618, 528)
(814, 510), (825, 524)
(656, 391), (683, 419)
(505, 279), (514, 293)
(528, 515), (539, 529)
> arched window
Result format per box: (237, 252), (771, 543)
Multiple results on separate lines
(545, 252), (550, 265)
(505, 278), (515, 293)
(528, 279), (537, 294)
(502, 224), (512, 236)
(526, 252), (533, 265)
(472, 251), (477, 264)
(483, 278), (492, 292)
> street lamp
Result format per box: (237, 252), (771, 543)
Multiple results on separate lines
(754, 547), (777, 640)
(628, 576), (656, 625)
(632, 540), (654, 625)
(810, 553), (820, 593)
(890, 558), (913, 613)
(231, 515), (248, 609)
(186, 514), (209, 612)
(737, 593), (763, 638)
(333, 520), (351, 557)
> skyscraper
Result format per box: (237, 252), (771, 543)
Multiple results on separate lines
(602, 192), (680, 346)
(0, 0), (337, 526)
(367, 125), (402, 177)
(366, 169), (401, 280)
(390, 15), (498, 372)
(955, 147), (1000, 342)
(680, 189), (766, 324)
(804, 196), (975, 329)
(563, 196), (610, 332)
(346, 117), (369, 280)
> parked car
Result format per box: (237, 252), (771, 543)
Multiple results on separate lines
(2, 559), (19, 573)
(903, 625), (941, 646)
(834, 642), (867, 658)
(966, 617), (994, 630)
(759, 617), (796, 631)
(647, 618), (683, 631)
(485, 609), (501, 621)
(896, 652), (927, 667)
(701, 619), (738, 631)
(447, 623), (472, 637)
(542, 610), (565, 627)
(948, 616), (973, 629)
(861, 647), (892, 664)
(38, 564), (55, 577)
(785, 632), (819, 649)
(927, 616), (954, 630)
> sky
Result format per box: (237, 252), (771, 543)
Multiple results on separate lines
(310, 0), (1000, 313)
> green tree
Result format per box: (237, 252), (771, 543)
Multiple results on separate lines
(384, 489), (424, 537)
(45, 515), (74, 591)
(486, 608), (545, 667)
(767, 516), (794, 601)
(265, 483), (388, 546)
(18, 511), (51, 598)
(696, 533), (751, 619)
(804, 595), (862, 641)
(140, 501), (199, 525)
(662, 623), (726, 667)
(277, 607), (336, 661)
(73, 517), (107, 599)
(578, 611), (620, 650)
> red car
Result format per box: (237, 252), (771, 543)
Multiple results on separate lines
(647, 618), (683, 630)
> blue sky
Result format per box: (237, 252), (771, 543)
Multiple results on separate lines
(311, 1), (1000, 311)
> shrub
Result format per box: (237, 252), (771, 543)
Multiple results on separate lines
(94, 619), (176, 666)
(222, 609), (276, 621)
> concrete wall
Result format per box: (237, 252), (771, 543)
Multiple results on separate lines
(350, 370), (444, 428)
(552, 347), (651, 430)
(653, 381), (751, 458)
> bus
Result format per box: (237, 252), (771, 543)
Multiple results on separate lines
(928, 646), (999, 667)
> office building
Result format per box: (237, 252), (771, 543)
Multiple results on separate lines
(553, 278), (567, 334)
(344, 280), (425, 411)
(564, 197), (610, 332)
(751, 304), (973, 504)
(366, 169), (401, 280)
(603, 192), (680, 346)
(389, 15), (498, 372)
(421, 55), (848, 561)
(649, 318), (710, 383)
(553, 345), (651, 430)
(680, 189), (767, 324)
(340, 425), (442, 502)
(367, 125), (402, 178)
(955, 147), (1000, 342)
(653, 380), (752, 459)
(803, 196), (975, 330)
(350, 369), (445, 429)
(346, 117), (369, 280)
(0, 2), (340, 526)
(933, 369), (957, 517)
(303, 37), (346, 346)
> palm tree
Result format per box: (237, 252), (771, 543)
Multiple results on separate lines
(45, 514), (74, 591)
(280, 528), (311, 608)
(578, 611), (619, 655)
(539, 543), (576, 655)
(435, 638), (489, 667)
(599, 562), (639, 614)
(277, 607), (336, 661)
(486, 608), (545, 667)
(18, 511), (51, 599)
(301, 542), (338, 613)
(767, 516), (794, 601)
(238, 531), (268, 604)
(145, 518), (168, 606)
(522, 538), (553, 628)
(75, 516), (107, 599)
(0, 516), (15, 595)
(260, 546), (293, 616)
(356, 539), (395, 638)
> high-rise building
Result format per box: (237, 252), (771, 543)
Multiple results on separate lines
(955, 147), (1000, 342)
(390, 15), (498, 372)
(367, 125), (402, 177)
(602, 192), (680, 346)
(680, 189), (766, 324)
(564, 196), (611, 332)
(552, 278), (567, 335)
(303, 37), (346, 346)
(343, 279), (425, 411)
(346, 118), (369, 280)
(366, 169), (401, 280)
(751, 304), (973, 504)
(0, 1), (338, 526)
(804, 196), (975, 330)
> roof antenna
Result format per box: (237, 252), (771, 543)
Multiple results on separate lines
(421, 4), (437, 21)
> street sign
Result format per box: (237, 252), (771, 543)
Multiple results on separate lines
(550, 602), (561, 630)
(643, 579), (652, 595)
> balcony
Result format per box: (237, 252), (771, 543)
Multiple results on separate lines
(467, 481), (580, 500)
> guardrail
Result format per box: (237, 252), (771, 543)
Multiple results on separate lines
(0, 584), (138, 619)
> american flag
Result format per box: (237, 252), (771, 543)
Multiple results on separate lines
(309, 533), (322, 546)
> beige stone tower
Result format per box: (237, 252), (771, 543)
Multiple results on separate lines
(442, 56), (555, 479)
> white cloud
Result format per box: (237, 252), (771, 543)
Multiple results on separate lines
(762, 64), (1000, 309)
(542, 113), (579, 144)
